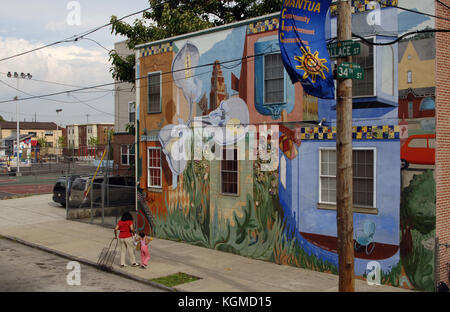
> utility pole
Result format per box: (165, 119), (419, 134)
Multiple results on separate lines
(7, 71), (32, 176)
(56, 109), (62, 164)
(336, 0), (354, 292)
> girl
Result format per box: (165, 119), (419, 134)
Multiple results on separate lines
(135, 231), (152, 269)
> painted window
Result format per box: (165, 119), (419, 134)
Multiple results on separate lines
(121, 144), (135, 166)
(147, 72), (161, 113)
(254, 36), (295, 119)
(408, 101), (413, 118)
(320, 148), (375, 208)
(419, 97), (435, 111)
(221, 148), (238, 195)
(128, 101), (136, 123)
(264, 53), (284, 104)
(407, 70), (412, 84)
(147, 147), (162, 188)
(352, 38), (374, 97)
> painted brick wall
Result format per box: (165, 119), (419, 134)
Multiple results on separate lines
(435, 0), (450, 287)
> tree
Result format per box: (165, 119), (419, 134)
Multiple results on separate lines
(0, 115), (4, 122)
(109, 0), (282, 83)
(125, 123), (135, 135)
(88, 136), (99, 147)
(58, 136), (66, 148)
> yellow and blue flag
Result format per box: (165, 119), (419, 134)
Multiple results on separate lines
(279, 0), (335, 99)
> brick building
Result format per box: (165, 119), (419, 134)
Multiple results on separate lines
(435, 0), (450, 289)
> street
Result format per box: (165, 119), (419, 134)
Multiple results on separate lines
(0, 238), (164, 292)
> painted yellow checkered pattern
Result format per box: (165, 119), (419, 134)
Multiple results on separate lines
(248, 18), (279, 35)
(330, 0), (398, 16)
(140, 43), (173, 57)
(299, 125), (400, 140)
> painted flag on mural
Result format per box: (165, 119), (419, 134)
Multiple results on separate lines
(279, 0), (335, 99)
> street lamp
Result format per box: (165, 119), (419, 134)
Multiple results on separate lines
(7, 71), (32, 176)
(56, 109), (62, 163)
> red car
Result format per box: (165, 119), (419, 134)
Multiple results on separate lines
(400, 134), (435, 169)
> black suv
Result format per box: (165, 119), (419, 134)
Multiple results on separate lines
(52, 175), (81, 206)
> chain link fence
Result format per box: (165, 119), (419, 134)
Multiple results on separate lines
(64, 175), (136, 229)
(0, 145), (137, 229)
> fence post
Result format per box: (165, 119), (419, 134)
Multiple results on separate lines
(65, 171), (69, 220)
(101, 177), (105, 226)
(90, 181), (94, 223)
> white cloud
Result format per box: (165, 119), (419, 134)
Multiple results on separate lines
(0, 36), (114, 125)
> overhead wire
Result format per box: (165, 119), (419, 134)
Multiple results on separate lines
(0, 6), (153, 63)
(435, 0), (450, 11)
(374, 0), (450, 22)
(0, 25), (447, 107)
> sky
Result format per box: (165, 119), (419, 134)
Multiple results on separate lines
(0, 0), (437, 127)
(0, 0), (149, 127)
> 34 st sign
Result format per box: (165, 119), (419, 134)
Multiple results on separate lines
(337, 62), (364, 80)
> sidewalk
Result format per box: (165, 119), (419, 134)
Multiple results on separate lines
(0, 194), (413, 292)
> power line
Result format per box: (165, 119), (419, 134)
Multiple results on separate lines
(0, 72), (116, 93)
(376, 0), (450, 22)
(0, 27), (446, 105)
(436, 0), (450, 11)
(352, 29), (450, 46)
(0, 7), (152, 63)
(0, 79), (112, 104)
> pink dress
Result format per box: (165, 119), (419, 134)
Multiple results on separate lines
(140, 238), (150, 266)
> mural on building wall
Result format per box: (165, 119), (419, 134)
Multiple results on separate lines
(136, 2), (436, 292)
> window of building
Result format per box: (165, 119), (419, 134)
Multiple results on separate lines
(147, 72), (161, 114)
(121, 144), (135, 166)
(352, 38), (374, 97)
(420, 97), (435, 111)
(407, 71), (412, 84)
(128, 101), (136, 123)
(147, 147), (162, 188)
(221, 148), (238, 195)
(319, 148), (375, 208)
(264, 53), (285, 104)
(408, 101), (413, 118)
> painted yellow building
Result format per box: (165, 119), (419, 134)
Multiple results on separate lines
(398, 38), (435, 90)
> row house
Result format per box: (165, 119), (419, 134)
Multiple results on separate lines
(65, 123), (114, 159)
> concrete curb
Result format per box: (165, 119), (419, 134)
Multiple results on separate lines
(0, 234), (177, 292)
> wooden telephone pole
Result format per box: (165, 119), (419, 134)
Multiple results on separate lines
(336, 0), (354, 291)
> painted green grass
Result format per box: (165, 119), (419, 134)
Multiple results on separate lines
(152, 157), (339, 277)
(150, 272), (200, 287)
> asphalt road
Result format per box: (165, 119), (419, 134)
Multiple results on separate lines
(0, 238), (165, 292)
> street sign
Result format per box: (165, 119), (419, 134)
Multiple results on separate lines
(327, 40), (361, 58)
(337, 62), (365, 80)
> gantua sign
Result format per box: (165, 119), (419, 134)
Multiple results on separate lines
(279, 0), (335, 99)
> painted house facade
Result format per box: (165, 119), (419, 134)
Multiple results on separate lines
(135, 3), (437, 292)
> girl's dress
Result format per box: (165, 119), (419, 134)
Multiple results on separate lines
(140, 237), (150, 267)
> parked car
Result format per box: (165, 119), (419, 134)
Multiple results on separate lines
(52, 175), (82, 206)
(400, 134), (436, 169)
(69, 175), (135, 207)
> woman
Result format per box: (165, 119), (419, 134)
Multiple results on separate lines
(114, 212), (139, 267)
